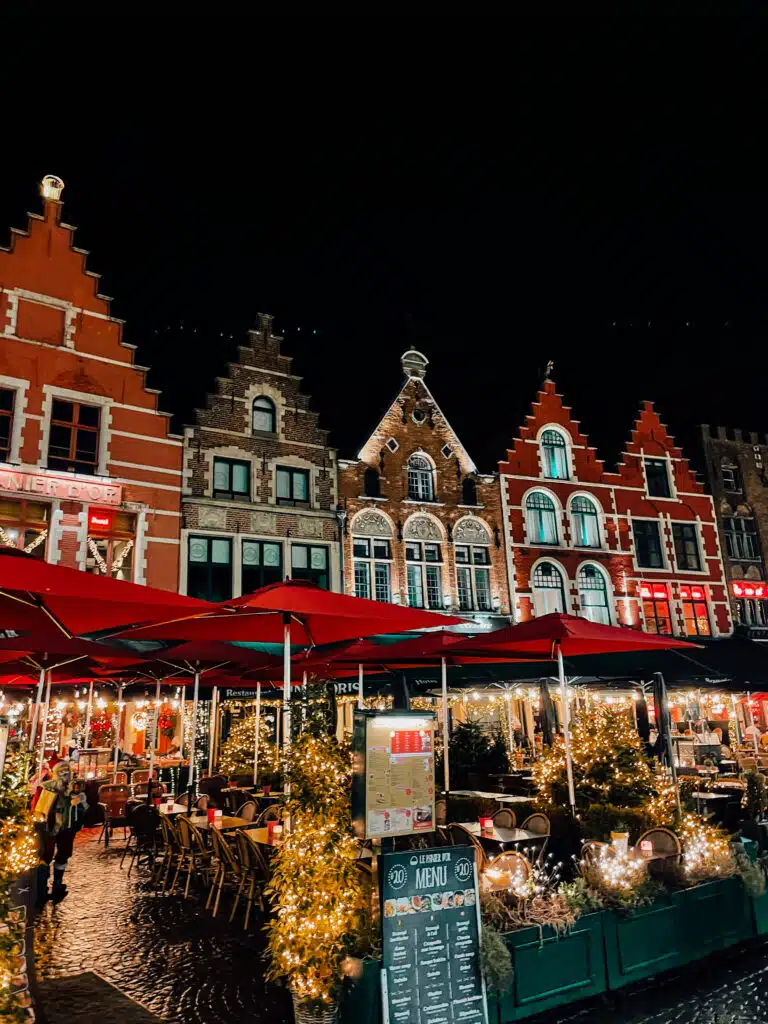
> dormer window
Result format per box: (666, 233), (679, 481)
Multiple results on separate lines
(407, 454), (434, 501)
(644, 457), (671, 498)
(540, 429), (569, 479)
(252, 396), (276, 434)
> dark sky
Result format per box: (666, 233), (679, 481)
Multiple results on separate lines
(2, 20), (766, 476)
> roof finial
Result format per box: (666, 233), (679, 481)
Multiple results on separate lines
(257, 312), (274, 336)
(544, 359), (554, 379)
(401, 349), (429, 379)
(40, 175), (65, 201)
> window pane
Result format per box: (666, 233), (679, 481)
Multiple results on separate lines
(373, 539), (390, 560)
(292, 546), (308, 569)
(424, 543), (441, 563)
(374, 563), (391, 602)
(633, 520), (663, 568)
(310, 547), (327, 569)
(472, 547), (490, 565)
(211, 539), (231, 564)
(475, 568), (491, 611)
(353, 538), (370, 559)
(0, 389), (14, 413)
(75, 429), (97, 457)
(77, 404), (100, 428)
(425, 566), (442, 609)
(457, 566), (473, 611)
(243, 541), (261, 565)
(263, 543), (281, 567)
(52, 400), (74, 422)
(455, 545), (470, 564)
(293, 471), (308, 500)
(354, 561), (371, 599)
(405, 542), (421, 561)
(213, 460), (230, 491)
(48, 424), (72, 457)
(232, 463), (249, 495)
(189, 537), (209, 563)
(253, 398), (275, 433)
(407, 565), (424, 607)
(673, 523), (700, 570)
(645, 458), (671, 498)
(276, 469), (290, 499)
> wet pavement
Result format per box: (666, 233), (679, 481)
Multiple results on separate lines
(32, 828), (768, 1024)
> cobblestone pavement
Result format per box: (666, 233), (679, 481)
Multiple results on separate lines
(32, 828), (768, 1024)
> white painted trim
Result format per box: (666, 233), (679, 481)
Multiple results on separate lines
(109, 476), (184, 493)
(528, 555), (573, 615)
(574, 559), (616, 625)
(196, 424), (330, 452)
(2, 331), (133, 369)
(144, 535), (181, 544)
(110, 460), (183, 477)
(111, 430), (183, 448)
(0, 374), (29, 463)
(499, 478), (518, 623)
(39, 385), (112, 477)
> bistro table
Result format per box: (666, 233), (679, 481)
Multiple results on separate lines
(460, 821), (544, 853)
(187, 814), (251, 831)
(245, 826), (282, 848)
(449, 790), (533, 805)
(691, 791), (731, 820)
(158, 803), (189, 816)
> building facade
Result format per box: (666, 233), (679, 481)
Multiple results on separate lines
(498, 378), (732, 637)
(0, 176), (182, 589)
(180, 314), (339, 600)
(699, 424), (768, 634)
(337, 350), (510, 629)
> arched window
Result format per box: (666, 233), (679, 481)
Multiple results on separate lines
(407, 454), (434, 501)
(577, 565), (611, 624)
(252, 396), (276, 434)
(531, 561), (566, 615)
(363, 467), (381, 498)
(570, 496), (600, 548)
(540, 429), (569, 480)
(461, 477), (478, 506)
(525, 492), (559, 545)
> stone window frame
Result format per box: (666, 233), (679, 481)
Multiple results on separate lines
(536, 423), (575, 482)
(244, 380), (285, 440)
(529, 556), (572, 616)
(567, 491), (606, 550)
(268, 453), (320, 511)
(39, 384), (112, 478)
(0, 374), (29, 465)
(201, 445), (256, 503)
(575, 559), (615, 625)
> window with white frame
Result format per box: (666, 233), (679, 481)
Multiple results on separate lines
(724, 516), (760, 560)
(252, 396), (276, 434)
(525, 492), (559, 545)
(213, 457), (250, 501)
(353, 536), (392, 602)
(721, 455), (742, 493)
(531, 561), (567, 615)
(644, 457), (672, 498)
(276, 466), (310, 507)
(672, 522), (701, 571)
(455, 544), (492, 612)
(291, 544), (329, 589)
(47, 399), (100, 475)
(680, 584), (711, 637)
(0, 389), (15, 462)
(405, 540), (442, 609)
(407, 454), (434, 501)
(570, 495), (601, 547)
(540, 429), (569, 479)
(577, 565), (611, 624)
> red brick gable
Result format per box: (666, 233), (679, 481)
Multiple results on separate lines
(611, 400), (703, 493)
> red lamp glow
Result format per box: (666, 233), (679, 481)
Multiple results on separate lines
(88, 509), (113, 532)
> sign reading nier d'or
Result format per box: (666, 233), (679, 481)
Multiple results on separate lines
(0, 469), (122, 505)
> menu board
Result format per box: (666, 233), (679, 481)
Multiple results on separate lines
(381, 847), (488, 1024)
(352, 711), (436, 840)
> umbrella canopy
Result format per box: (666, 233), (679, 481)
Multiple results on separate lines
(113, 579), (467, 645)
(0, 549), (215, 638)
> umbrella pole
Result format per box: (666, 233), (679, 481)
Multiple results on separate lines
(557, 648), (576, 815)
(748, 691), (760, 758)
(208, 686), (218, 774)
(113, 685), (124, 781)
(282, 616), (291, 766)
(441, 656), (450, 795)
(505, 691), (515, 760)
(358, 663), (364, 711)
(253, 682), (261, 787)
(148, 678), (161, 791)
(36, 671), (52, 780)
(189, 670), (200, 803)
(84, 680), (94, 749)
(731, 693), (742, 747)
(29, 665), (47, 753)
(178, 684), (186, 761)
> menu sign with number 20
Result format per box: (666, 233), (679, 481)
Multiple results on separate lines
(381, 846), (488, 1024)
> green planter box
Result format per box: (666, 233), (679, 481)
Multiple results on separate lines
(602, 891), (686, 989)
(497, 912), (606, 1022)
(750, 890), (768, 936)
(679, 877), (753, 960)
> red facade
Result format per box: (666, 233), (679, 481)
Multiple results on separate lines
(498, 379), (732, 637)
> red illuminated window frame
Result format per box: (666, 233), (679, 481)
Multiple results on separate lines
(640, 583), (672, 635)
(679, 585), (710, 637)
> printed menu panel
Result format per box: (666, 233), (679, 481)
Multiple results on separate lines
(381, 847), (488, 1024)
(364, 715), (436, 839)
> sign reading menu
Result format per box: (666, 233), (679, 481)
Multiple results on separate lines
(381, 846), (488, 1024)
(351, 710), (436, 840)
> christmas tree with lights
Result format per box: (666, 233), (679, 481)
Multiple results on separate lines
(219, 708), (278, 781)
(533, 705), (656, 810)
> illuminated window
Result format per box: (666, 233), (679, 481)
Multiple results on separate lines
(407, 455), (434, 501)
(540, 430), (569, 480)
(291, 544), (329, 589)
(632, 519), (664, 568)
(47, 400), (100, 475)
(644, 458), (671, 498)
(187, 535), (232, 602)
(86, 512), (136, 581)
(455, 544), (491, 612)
(405, 541), (442, 609)
(353, 537), (392, 602)
(735, 596), (768, 627)
(276, 467), (310, 507)
(525, 492), (559, 545)
(724, 517), (759, 560)
(578, 565), (611, 624)
(571, 496), (601, 547)
(672, 523), (701, 571)
(0, 498), (48, 558)
(641, 583), (672, 635)
(680, 585), (710, 637)
(0, 389), (14, 461)
(531, 561), (566, 615)
(213, 458), (250, 501)
(252, 396), (276, 434)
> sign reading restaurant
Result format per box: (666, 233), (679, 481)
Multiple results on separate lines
(0, 469), (122, 506)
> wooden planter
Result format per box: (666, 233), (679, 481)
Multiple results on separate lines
(678, 876), (753, 959)
(497, 912), (606, 1022)
(602, 891), (686, 989)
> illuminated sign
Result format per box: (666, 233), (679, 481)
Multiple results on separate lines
(732, 581), (768, 600)
(88, 509), (113, 531)
(0, 469), (121, 505)
(640, 583), (669, 600)
(679, 586), (706, 601)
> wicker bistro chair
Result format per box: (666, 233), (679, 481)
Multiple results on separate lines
(484, 850), (532, 893)
(520, 812), (551, 864)
(173, 815), (213, 898)
(435, 799), (447, 826)
(97, 784), (131, 846)
(255, 804), (282, 827)
(233, 831), (271, 928)
(120, 804), (160, 877)
(153, 814), (183, 891)
(448, 823), (488, 872)
(493, 808), (517, 829)
(580, 840), (609, 865)
(109, 771), (129, 786)
(207, 827), (244, 918)
(235, 800), (257, 823)
(635, 827), (682, 880)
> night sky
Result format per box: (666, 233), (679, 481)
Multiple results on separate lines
(1, 22), (766, 476)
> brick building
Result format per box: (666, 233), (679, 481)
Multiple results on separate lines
(699, 424), (768, 634)
(498, 377), (732, 637)
(0, 176), (182, 588)
(180, 313), (339, 600)
(337, 349), (510, 628)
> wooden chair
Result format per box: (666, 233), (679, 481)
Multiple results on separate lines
(493, 808), (516, 829)
(436, 826), (452, 846)
(153, 814), (182, 891)
(97, 784), (131, 846)
(521, 812), (550, 864)
(207, 828), (243, 917)
(173, 815), (213, 898)
(580, 840), (608, 864)
(435, 799), (447, 825)
(448, 823), (488, 872)
(635, 827), (681, 859)
(109, 771), (129, 786)
(485, 850), (531, 892)
(120, 804), (160, 877)
(233, 831), (270, 928)
(196, 795), (209, 812)
(235, 800), (257, 823)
